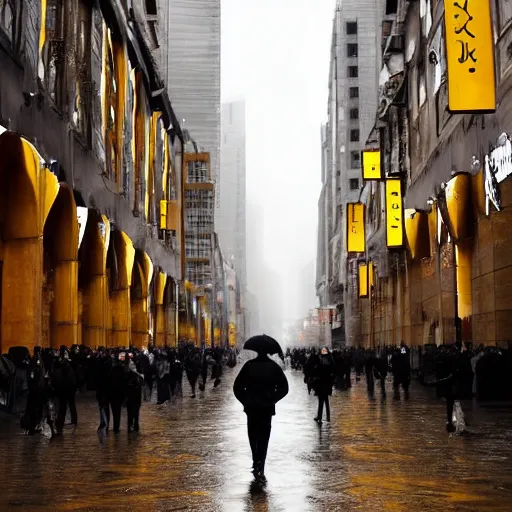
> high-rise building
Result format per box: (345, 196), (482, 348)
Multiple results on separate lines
(165, 0), (221, 188)
(316, 0), (382, 346)
(218, 100), (247, 295)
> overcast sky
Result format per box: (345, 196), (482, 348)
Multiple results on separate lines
(221, 0), (336, 321)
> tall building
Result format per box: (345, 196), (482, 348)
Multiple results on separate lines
(218, 100), (247, 295)
(316, 0), (382, 346)
(165, 0), (221, 190)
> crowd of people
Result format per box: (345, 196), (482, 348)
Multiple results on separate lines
(18, 343), (238, 438)
(287, 342), (512, 433)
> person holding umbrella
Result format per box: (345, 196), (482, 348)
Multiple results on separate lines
(233, 335), (289, 481)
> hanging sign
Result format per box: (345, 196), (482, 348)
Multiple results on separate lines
(358, 262), (368, 298)
(385, 178), (404, 248)
(484, 133), (512, 215)
(362, 150), (382, 180)
(444, 0), (496, 113)
(347, 203), (366, 253)
(369, 260), (374, 289)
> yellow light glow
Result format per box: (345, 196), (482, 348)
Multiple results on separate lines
(359, 262), (368, 298)
(362, 150), (382, 180)
(347, 203), (366, 253)
(444, 0), (496, 113)
(385, 179), (404, 248)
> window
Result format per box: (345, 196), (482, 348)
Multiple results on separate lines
(351, 151), (361, 168)
(145, 0), (157, 15)
(346, 21), (358, 35)
(350, 108), (359, 120)
(350, 178), (359, 190)
(350, 129), (360, 142)
(349, 87), (359, 98)
(39, 0), (65, 106)
(347, 43), (358, 58)
(71, 0), (92, 138)
(386, 0), (398, 14)
(348, 66), (359, 78)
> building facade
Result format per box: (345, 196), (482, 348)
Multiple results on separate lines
(165, 0), (221, 201)
(0, 0), (185, 354)
(316, 0), (382, 346)
(352, 0), (512, 348)
(218, 100), (247, 296)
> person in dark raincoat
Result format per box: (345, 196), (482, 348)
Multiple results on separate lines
(52, 347), (78, 434)
(233, 350), (289, 480)
(109, 352), (127, 433)
(126, 353), (143, 432)
(22, 347), (46, 435)
(95, 349), (112, 430)
(185, 349), (201, 398)
(313, 347), (334, 424)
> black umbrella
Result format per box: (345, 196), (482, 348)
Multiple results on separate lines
(244, 335), (283, 359)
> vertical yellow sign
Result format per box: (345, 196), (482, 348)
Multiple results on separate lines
(444, 0), (495, 113)
(362, 150), (382, 180)
(385, 179), (404, 248)
(359, 262), (368, 298)
(369, 260), (374, 289)
(347, 203), (366, 253)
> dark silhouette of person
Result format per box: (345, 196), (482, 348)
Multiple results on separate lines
(313, 347), (334, 424)
(52, 347), (78, 434)
(233, 351), (288, 480)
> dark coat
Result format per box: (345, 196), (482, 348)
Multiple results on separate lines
(233, 355), (289, 415)
(313, 355), (334, 396)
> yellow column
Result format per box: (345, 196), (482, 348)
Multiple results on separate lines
(155, 305), (166, 348)
(51, 260), (79, 348)
(83, 274), (109, 348)
(82, 215), (110, 349)
(131, 296), (148, 349)
(2, 237), (43, 353)
(111, 287), (131, 348)
(456, 239), (473, 342)
(165, 303), (177, 347)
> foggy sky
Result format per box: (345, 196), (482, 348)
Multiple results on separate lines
(221, 0), (336, 323)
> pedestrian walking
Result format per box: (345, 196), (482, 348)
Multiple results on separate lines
(52, 347), (78, 434)
(126, 353), (143, 432)
(233, 335), (289, 481)
(313, 347), (334, 424)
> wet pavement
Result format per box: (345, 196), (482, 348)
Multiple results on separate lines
(2, 366), (512, 511)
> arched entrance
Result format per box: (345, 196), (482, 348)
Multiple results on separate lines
(131, 250), (153, 349)
(79, 210), (110, 348)
(43, 184), (79, 349)
(108, 230), (135, 348)
(0, 132), (59, 354)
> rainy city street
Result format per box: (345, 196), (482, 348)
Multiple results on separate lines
(2, 367), (512, 512)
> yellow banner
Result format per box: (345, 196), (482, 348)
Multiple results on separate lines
(362, 150), (382, 180)
(347, 203), (365, 253)
(359, 262), (368, 298)
(369, 260), (374, 289)
(444, 0), (495, 113)
(385, 179), (404, 248)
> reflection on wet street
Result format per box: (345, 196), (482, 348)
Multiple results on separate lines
(2, 368), (512, 511)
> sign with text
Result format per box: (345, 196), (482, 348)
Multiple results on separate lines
(362, 150), (382, 180)
(484, 133), (512, 215)
(358, 262), (368, 298)
(444, 0), (496, 113)
(385, 178), (404, 248)
(347, 203), (366, 253)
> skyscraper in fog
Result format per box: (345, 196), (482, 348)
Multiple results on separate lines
(165, 0), (221, 186)
(218, 100), (247, 294)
